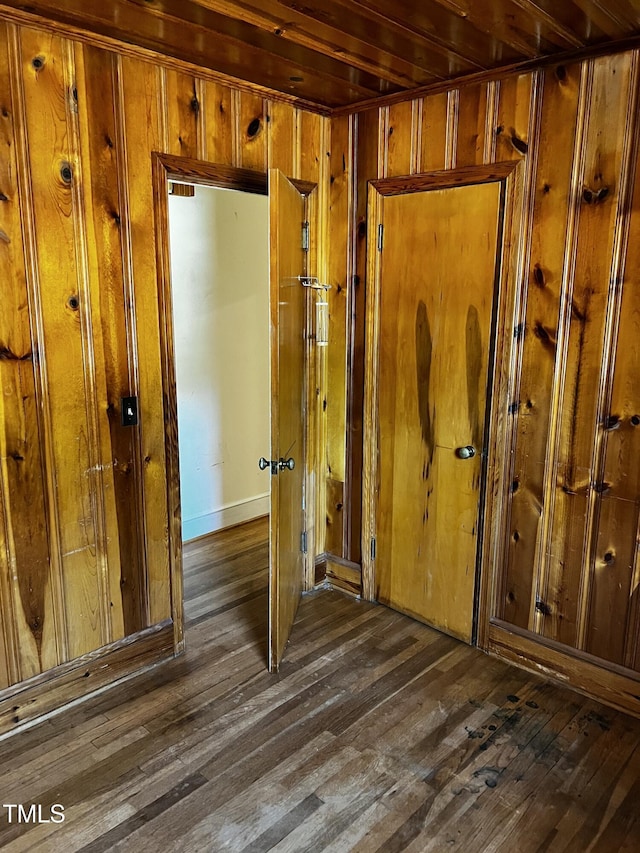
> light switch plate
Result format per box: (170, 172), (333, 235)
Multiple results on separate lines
(121, 396), (138, 427)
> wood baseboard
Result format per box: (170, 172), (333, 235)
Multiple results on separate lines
(0, 620), (176, 740)
(315, 553), (362, 597)
(488, 620), (640, 719)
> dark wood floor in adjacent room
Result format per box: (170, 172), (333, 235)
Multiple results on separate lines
(1, 516), (639, 851)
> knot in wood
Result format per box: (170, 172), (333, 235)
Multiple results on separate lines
(593, 481), (611, 495)
(533, 322), (550, 342)
(534, 598), (552, 616)
(247, 117), (261, 138)
(533, 264), (546, 287)
(510, 133), (528, 155)
(604, 414), (620, 430)
(582, 186), (609, 205)
(60, 162), (73, 184)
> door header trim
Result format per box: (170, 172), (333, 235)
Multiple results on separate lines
(370, 161), (521, 197)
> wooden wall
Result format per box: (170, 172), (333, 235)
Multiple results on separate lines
(328, 51), (640, 678)
(2, 9), (639, 718)
(0, 18), (329, 693)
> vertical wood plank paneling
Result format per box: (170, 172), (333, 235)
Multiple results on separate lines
(484, 81), (499, 164)
(266, 99), (296, 176)
(3, 10), (640, 721)
(238, 91), (267, 171)
(590, 498), (639, 661)
(64, 39), (114, 650)
(19, 27), (104, 661)
(545, 53), (633, 654)
(0, 24), (20, 686)
(495, 73), (534, 163)
(386, 100), (413, 177)
(601, 114), (640, 670)
(75, 43), (143, 641)
(119, 55), (171, 626)
(0, 606), (8, 687)
(349, 108), (382, 565)
(445, 89), (459, 168)
(203, 80), (233, 165)
(530, 62), (593, 648)
(633, 522), (640, 671)
(0, 495), (11, 687)
(420, 92), (447, 172)
(163, 69), (202, 160)
(8, 23), (67, 677)
(0, 20), (53, 684)
(299, 109), (321, 184)
(0, 18), (340, 716)
(501, 63), (582, 632)
(325, 113), (350, 558)
(585, 55), (640, 666)
(456, 83), (489, 167)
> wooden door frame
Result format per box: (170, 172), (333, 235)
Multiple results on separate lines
(151, 153), (316, 653)
(362, 161), (525, 650)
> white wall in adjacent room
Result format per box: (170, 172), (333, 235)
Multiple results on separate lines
(168, 185), (270, 541)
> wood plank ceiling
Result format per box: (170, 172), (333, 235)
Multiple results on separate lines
(1, 1), (640, 109)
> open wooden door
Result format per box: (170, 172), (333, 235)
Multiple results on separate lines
(266, 169), (307, 671)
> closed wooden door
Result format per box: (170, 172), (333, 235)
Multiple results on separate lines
(367, 180), (504, 643)
(268, 169), (307, 671)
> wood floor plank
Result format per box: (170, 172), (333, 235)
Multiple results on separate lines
(0, 517), (639, 851)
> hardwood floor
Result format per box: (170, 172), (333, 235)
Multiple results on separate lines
(0, 516), (639, 851)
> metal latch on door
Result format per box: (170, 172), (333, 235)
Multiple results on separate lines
(258, 457), (296, 475)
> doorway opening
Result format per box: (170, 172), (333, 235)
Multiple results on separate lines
(154, 155), (317, 670)
(167, 179), (271, 660)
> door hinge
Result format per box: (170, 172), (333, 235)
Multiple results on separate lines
(377, 224), (384, 252)
(301, 531), (308, 554)
(370, 537), (376, 560)
(302, 221), (310, 252)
